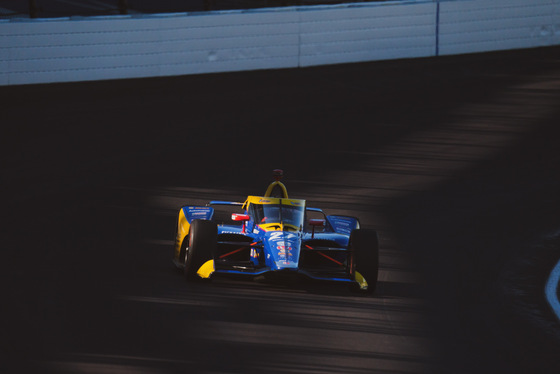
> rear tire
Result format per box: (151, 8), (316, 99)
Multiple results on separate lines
(350, 229), (379, 294)
(184, 219), (217, 281)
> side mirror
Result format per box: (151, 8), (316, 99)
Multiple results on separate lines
(232, 213), (250, 233)
(308, 219), (325, 238)
(231, 214), (250, 222)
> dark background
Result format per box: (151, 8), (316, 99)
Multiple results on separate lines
(2, 0), (387, 18)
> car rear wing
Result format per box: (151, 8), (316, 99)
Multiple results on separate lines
(208, 201), (244, 206)
(180, 205), (214, 223)
(306, 207), (360, 235)
(327, 215), (360, 235)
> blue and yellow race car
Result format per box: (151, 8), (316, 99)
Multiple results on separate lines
(173, 170), (379, 293)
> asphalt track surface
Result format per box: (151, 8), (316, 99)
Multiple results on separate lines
(3, 46), (560, 373)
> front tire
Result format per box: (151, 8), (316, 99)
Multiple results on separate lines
(184, 220), (217, 281)
(350, 229), (379, 294)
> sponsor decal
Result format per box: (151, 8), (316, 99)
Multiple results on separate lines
(266, 232), (299, 265)
(276, 245), (293, 259)
(269, 232), (298, 241)
(277, 245), (292, 251)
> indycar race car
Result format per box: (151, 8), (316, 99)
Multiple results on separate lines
(172, 170), (379, 293)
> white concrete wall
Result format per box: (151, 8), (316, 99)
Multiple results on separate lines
(1, 0), (559, 86)
(439, 0), (560, 55)
(0, 11), (301, 85)
(299, 2), (436, 66)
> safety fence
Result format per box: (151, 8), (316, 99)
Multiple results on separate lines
(1, 0), (559, 85)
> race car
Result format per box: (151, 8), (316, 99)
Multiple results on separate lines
(172, 170), (379, 293)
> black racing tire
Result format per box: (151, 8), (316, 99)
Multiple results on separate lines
(172, 237), (188, 272)
(350, 229), (379, 294)
(184, 219), (217, 281)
